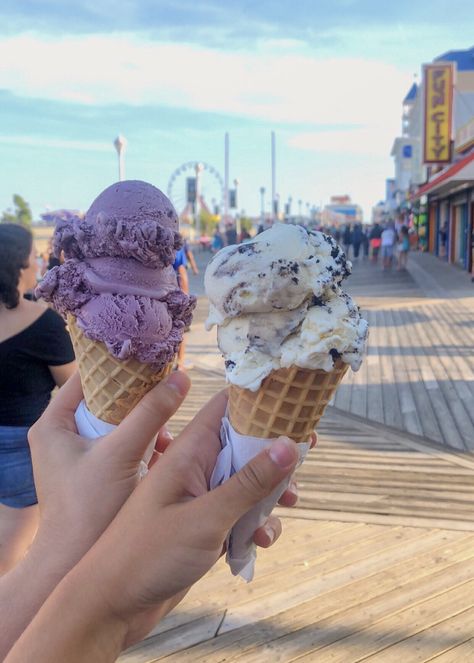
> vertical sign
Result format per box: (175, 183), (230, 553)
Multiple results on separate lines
(423, 62), (454, 164)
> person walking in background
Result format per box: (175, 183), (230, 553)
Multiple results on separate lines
(0, 225), (76, 574)
(342, 224), (353, 259)
(183, 239), (199, 276)
(225, 224), (237, 246)
(211, 228), (224, 253)
(397, 225), (410, 271)
(439, 222), (448, 258)
(369, 222), (382, 264)
(352, 223), (363, 260)
(240, 227), (251, 242)
(172, 245), (193, 371)
(362, 226), (369, 259)
(381, 222), (397, 271)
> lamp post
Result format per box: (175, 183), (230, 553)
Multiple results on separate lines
(287, 196), (292, 221)
(260, 186), (266, 226)
(195, 162), (204, 238)
(113, 135), (127, 181)
(298, 199), (302, 223)
(234, 178), (241, 238)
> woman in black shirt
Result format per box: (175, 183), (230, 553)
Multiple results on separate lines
(0, 225), (76, 574)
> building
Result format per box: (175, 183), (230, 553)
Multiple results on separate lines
(413, 46), (474, 274)
(390, 82), (426, 209)
(323, 196), (363, 226)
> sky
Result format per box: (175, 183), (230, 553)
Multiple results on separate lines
(0, 1), (473, 221)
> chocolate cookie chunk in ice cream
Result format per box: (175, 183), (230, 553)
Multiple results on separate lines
(205, 223), (367, 391)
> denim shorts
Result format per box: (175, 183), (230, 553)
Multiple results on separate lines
(0, 425), (38, 508)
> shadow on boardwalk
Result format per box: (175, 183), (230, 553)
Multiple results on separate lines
(121, 368), (474, 663)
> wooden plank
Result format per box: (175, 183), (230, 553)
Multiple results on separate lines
(218, 529), (461, 634)
(413, 307), (474, 450)
(389, 308), (424, 436)
(406, 307), (466, 450)
(209, 553), (474, 663)
(359, 608), (474, 662)
(156, 534), (472, 662)
(276, 507), (474, 532)
(292, 580), (474, 663)
(427, 637), (474, 661)
(119, 613), (224, 662)
(365, 309), (385, 424)
(377, 309), (404, 430)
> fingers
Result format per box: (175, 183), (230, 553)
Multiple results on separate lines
(253, 515), (282, 548)
(310, 431), (318, 449)
(203, 436), (299, 531)
(278, 479), (298, 507)
(155, 426), (174, 455)
(147, 427), (174, 470)
(105, 371), (190, 463)
(34, 372), (83, 433)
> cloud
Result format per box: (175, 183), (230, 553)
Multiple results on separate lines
(0, 134), (111, 152)
(287, 126), (394, 157)
(0, 33), (410, 130)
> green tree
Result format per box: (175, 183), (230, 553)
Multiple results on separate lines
(239, 216), (254, 234)
(1, 194), (33, 228)
(198, 208), (220, 236)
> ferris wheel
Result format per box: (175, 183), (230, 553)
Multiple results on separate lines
(167, 161), (224, 218)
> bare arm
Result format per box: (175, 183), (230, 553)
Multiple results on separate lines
(178, 265), (189, 295)
(186, 249), (199, 275)
(49, 361), (77, 387)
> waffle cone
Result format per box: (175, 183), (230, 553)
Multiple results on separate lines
(67, 315), (174, 425)
(228, 360), (348, 443)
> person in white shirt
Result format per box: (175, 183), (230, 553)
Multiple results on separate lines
(381, 223), (397, 270)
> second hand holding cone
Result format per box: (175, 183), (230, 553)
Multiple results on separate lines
(206, 224), (368, 579)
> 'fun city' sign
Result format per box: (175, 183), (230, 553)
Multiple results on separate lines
(423, 63), (454, 164)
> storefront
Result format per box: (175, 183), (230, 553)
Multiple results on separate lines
(414, 151), (474, 273)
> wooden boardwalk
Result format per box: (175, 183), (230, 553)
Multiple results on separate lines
(120, 367), (474, 663)
(186, 251), (474, 453)
(336, 257), (474, 453)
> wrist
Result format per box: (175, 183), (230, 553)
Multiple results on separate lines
(6, 566), (129, 663)
(55, 566), (129, 660)
(0, 531), (75, 660)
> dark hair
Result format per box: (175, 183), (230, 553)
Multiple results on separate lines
(0, 224), (33, 309)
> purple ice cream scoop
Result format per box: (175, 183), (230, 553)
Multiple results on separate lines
(54, 180), (182, 268)
(37, 181), (196, 369)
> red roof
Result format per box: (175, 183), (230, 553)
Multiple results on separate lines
(414, 151), (474, 198)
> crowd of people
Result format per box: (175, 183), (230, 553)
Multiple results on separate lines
(315, 218), (413, 271)
(210, 217), (414, 272)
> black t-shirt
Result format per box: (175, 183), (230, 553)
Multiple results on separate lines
(0, 309), (75, 426)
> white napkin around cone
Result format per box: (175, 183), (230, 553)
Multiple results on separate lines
(211, 416), (310, 582)
(75, 400), (153, 478)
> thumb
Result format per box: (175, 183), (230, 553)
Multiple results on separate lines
(206, 437), (298, 531)
(103, 371), (191, 462)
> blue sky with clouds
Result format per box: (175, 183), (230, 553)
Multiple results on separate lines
(1, 1), (473, 220)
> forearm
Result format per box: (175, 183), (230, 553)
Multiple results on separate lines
(0, 535), (67, 658)
(5, 567), (127, 663)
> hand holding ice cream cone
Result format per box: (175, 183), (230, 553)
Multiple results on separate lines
(205, 223), (368, 578)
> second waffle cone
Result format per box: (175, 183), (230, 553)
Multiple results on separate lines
(67, 315), (174, 425)
(228, 360), (348, 443)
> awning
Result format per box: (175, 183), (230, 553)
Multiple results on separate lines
(413, 151), (474, 199)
